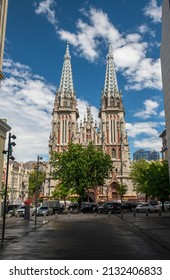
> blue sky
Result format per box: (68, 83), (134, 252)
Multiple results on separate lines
(0, 0), (164, 162)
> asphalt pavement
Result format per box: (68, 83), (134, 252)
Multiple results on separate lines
(0, 211), (170, 260)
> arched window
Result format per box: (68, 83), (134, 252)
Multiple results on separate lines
(112, 148), (116, 158)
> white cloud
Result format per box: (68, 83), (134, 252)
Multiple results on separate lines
(34, 4), (162, 91)
(125, 122), (160, 138)
(126, 121), (163, 152)
(58, 7), (162, 91)
(124, 58), (162, 90)
(133, 137), (162, 151)
(134, 99), (159, 119)
(1, 58), (56, 162)
(138, 24), (156, 37)
(159, 110), (165, 117)
(34, 0), (58, 28)
(143, 0), (162, 23)
(58, 7), (124, 62)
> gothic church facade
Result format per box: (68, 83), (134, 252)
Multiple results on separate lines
(48, 43), (136, 202)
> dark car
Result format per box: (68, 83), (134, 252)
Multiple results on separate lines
(52, 203), (65, 214)
(68, 202), (78, 211)
(81, 202), (97, 213)
(122, 202), (136, 212)
(97, 202), (122, 214)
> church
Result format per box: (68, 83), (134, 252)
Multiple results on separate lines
(47, 43), (136, 202)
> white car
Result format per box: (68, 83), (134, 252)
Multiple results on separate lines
(15, 205), (35, 217)
(135, 203), (155, 213)
(164, 201), (170, 211)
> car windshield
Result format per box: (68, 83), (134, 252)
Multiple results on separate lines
(17, 206), (25, 209)
(40, 207), (48, 210)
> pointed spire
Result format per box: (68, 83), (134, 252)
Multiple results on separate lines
(59, 42), (74, 97)
(103, 43), (119, 97)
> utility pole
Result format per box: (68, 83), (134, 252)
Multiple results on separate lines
(35, 155), (42, 227)
(1, 132), (16, 243)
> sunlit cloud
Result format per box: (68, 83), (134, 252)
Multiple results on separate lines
(143, 0), (162, 23)
(34, 0), (58, 29)
(34, 3), (162, 91)
(134, 99), (159, 119)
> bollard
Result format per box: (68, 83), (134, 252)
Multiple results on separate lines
(133, 209), (136, 217)
(67, 212), (70, 217)
(121, 210), (123, 219)
(159, 210), (161, 216)
(108, 210), (111, 217)
(146, 210), (148, 216)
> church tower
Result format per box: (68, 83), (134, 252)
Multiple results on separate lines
(47, 43), (135, 201)
(99, 43), (132, 199)
(49, 43), (79, 153)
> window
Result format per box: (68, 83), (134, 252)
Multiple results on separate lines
(112, 148), (116, 158)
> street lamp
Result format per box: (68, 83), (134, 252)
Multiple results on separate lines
(117, 120), (123, 184)
(1, 133), (16, 243)
(35, 155), (43, 227)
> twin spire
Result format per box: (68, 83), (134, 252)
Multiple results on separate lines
(59, 42), (74, 97)
(58, 42), (119, 99)
(103, 42), (119, 97)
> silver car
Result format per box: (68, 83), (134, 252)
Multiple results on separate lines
(37, 206), (53, 216)
(135, 203), (155, 213)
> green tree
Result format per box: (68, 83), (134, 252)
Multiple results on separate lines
(28, 170), (46, 197)
(146, 160), (170, 210)
(130, 159), (150, 201)
(117, 183), (128, 202)
(50, 142), (112, 209)
(130, 159), (170, 210)
(52, 183), (71, 207)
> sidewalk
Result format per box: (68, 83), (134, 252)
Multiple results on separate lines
(116, 210), (170, 251)
(0, 211), (170, 251)
(0, 214), (57, 245)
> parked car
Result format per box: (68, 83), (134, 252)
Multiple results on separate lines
(15, 205), (35, 217)
(37, 206), (53, 216)
(81, 202), (97, 213)
(42, 200), (64, 214)
(164, 201), (170, 211)
(150, 201), (162, 212)
(7, 204), (21, 215)
(68, 202), (78, 211)
(52, 203), (65, 214)
(122, 202), (136, 212)
(97, 202), (122, 214)
(135, 203), (155, 213)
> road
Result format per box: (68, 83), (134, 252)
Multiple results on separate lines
(0, 212), (170, 260)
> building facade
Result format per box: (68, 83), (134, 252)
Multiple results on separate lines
(159, 129), (168, 160)
(2, 161), (29, 205)
(48, 43), (136, 202)
(0, 0), (8, 80)
(161, 0), (170, 175)
(133, 149), (160, 161)
(0, 119), (11, 215)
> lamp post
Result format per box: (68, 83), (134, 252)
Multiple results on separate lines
(117, 120), (123, 184)
(35, 155), (42, 227)
(1, 133), (16, 243)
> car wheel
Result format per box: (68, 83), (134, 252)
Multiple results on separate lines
(148, 209), (151, 213)
(136, 209), (139, 213)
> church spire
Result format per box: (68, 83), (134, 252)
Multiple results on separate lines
(59, 42), (75, 98)
(103, 43), (119, 98)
